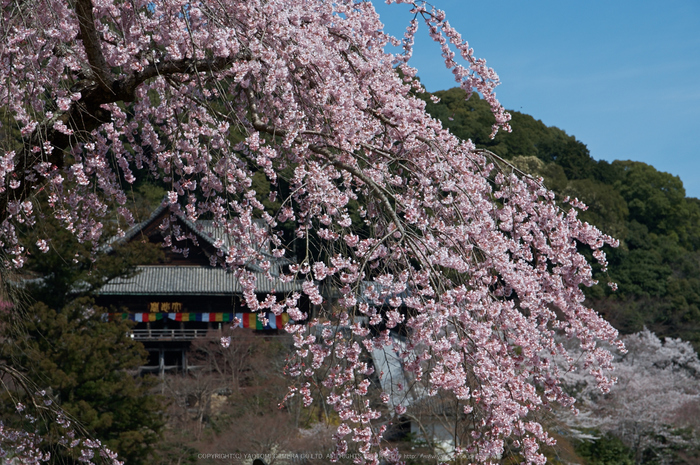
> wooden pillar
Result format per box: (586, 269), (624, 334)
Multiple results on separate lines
(159, 348), (164, 378)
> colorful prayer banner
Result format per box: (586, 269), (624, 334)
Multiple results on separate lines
(235, 312), (290, 329)
(107, 312), (288, 328)
(135, 313), (166, 322)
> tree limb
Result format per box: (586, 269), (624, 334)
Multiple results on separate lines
(75, 0), (113, 92)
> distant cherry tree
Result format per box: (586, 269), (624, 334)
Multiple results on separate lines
(2, 0), (622, 463)
(562, 329), (700, 464)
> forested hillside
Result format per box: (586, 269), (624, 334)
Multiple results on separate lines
(421, 88), (700, 349)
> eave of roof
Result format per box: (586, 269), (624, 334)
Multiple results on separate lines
(103, 201), (293, 269)
(98, 265), (304, 296)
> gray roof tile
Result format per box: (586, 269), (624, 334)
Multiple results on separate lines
(99, 266), (304, 296)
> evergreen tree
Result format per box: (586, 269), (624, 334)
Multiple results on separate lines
(2, 298), (164, 465)
(1, 196), (164, 465)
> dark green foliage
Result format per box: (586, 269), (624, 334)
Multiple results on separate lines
(1, 195), (166, 464)
(422, 87), (700, 350)
(1, 299), (164, 465)
(565, 179), (629, 238)
(611, 248), (671, 297)
(575, 434), (635, 465)
(612, 161), (696, 239)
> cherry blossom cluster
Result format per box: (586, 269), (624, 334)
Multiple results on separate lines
(2, 0), (622, 462)
(0, 393), (122, 464)
(388, 1), (512, 136)
(0, 415), (51, 464)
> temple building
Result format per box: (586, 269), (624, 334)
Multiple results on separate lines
(96, 203), (305, 374)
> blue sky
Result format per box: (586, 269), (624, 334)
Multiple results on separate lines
(373, 1), (700, 198)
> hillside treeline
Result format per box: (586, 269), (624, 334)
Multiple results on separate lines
(421, 88), (700, 349)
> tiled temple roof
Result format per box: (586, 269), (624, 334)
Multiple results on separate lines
(99, 266), (304, 296)
(96, 200), (300, 297)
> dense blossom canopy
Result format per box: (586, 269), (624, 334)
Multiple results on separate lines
(1, 0), (622, 462)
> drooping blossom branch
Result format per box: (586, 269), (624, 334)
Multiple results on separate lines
(0, 363), (122, 465)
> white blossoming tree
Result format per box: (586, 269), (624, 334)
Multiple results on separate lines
(562, 329), (700, 464)
(1, 0), (623, 463)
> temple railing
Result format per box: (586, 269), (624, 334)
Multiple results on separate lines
(129, 328), (215, 341)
